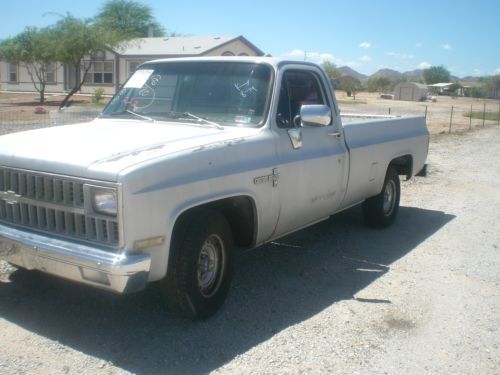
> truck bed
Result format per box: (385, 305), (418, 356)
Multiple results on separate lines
(339, 115), (429, 208)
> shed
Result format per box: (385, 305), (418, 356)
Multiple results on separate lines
(393, 82), (428, 101)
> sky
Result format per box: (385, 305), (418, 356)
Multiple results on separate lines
(1, 0), (499, 77)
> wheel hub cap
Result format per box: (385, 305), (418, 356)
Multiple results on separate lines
(383, 180), (396, 216)
(197, 234), (224, 297)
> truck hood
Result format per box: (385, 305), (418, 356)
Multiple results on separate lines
(0, 118), (260, 181)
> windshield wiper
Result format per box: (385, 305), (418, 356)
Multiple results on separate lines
(181, 112), (224, 130)
(105, 109), (154, 122)
(126, 109), (154, 122)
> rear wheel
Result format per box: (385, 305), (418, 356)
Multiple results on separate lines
(161, 210), (233, 319)
(363, 167), (400, 228)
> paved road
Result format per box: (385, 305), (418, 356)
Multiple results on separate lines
(0, 127), (499, 374)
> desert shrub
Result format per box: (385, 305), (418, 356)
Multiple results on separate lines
(91, 88), (105, 104)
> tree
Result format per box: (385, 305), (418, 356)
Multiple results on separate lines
(466, 87), (487, 98)
(423, 65), (451, 84)
(321, 61), (341, 88)
(0, 27), (58, 104)
(366, 76), (392, 93)
(52, 14), (121, 108)
(95, 0), (165, 38)
(484, 75), (500, 99)
(338, 76), (362, 99)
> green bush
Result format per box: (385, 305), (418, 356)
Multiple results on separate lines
(466, 87), (487, 98)
(91, 88), (105, 104)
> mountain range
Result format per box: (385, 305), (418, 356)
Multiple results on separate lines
(338, 66), (460, 82)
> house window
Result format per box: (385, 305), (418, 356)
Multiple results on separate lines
(128, 61), (145, 77)
(8, 63), (18, 82)
(222, 51), (235, 56)
(84, 61), (114, 84)
(91, 50), (106, 60)
(45, 63), (56, 83)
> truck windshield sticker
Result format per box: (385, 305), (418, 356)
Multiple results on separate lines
(133, 74), (162, 110)
(234, 80), (257, 98)
(125, 69), (155, 88)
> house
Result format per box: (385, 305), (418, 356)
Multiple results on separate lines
(428, 82), (464, 96)
(393, 82), (428, 101)
(0, 35), (264, 96)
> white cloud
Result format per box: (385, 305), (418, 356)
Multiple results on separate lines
(359, 42), (371, 49)
(418, 61), (432, 69)
(281, 49), (360, 67)
(360, 55), (371, 62)
(495, 67), (500, 74)
(441, 44), (452, 50)
(415, 42), (423, 48)
(472, 68), (482, 76)
(386, 52), (414, 60)
(283, 49), (309, 59)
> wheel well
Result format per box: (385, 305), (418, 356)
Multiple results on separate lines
(173, 196), (257, 249)
(389, 155), (413, 180)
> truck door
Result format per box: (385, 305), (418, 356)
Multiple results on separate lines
(271, 66), (348, 237)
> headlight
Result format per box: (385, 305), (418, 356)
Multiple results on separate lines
(92, 188), (118, 216)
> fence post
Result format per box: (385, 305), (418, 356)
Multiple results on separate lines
(469, 104), (472, 130)
(483, 103), (486, 127)
(388, 107), (391, 115)
(424, 105), (428, 119)
(449, 105), (454, 133)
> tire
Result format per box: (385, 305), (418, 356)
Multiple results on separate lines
(160, 209), (233, 320)
(362, 166), (400, 228)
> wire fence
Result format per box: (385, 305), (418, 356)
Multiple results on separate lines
(0, 106), (102, 135)
(0, 100), (499, 136)
(338, 101), (500, 134)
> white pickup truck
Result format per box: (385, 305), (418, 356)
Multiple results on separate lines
(0, 57), (428, 319)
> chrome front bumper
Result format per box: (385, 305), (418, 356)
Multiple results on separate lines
(0, 224), (151, 293)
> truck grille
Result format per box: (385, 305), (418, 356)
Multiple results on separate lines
(0, 167), (120, 247)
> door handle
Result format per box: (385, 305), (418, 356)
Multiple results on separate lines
(328, 131), (341, 138)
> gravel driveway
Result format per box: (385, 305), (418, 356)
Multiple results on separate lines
(0, 127), (499, 374)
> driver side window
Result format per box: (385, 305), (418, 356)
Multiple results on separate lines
(276, 70), (325, 128)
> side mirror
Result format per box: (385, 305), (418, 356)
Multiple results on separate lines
(299, 104), (332, 127)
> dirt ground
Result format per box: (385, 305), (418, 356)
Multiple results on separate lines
(336, 91), (500, 134)
(0, 93), (107, 123)
(0, 91), (498, 134)
(0, 125), (499, 372)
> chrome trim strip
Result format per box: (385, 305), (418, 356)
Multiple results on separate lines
(16, 196), (86, 214)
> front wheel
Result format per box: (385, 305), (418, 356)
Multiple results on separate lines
(161, 210), (233, 320)
(362, 167), (400, 228)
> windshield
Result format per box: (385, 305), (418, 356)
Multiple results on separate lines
(101, 62), (273, 127)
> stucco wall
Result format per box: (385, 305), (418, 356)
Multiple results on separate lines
(0, 61), (65, 93)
